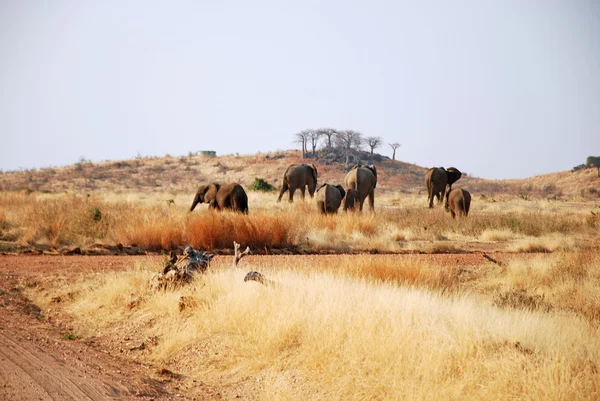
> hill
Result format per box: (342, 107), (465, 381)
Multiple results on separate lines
(0, 150), (598, 199)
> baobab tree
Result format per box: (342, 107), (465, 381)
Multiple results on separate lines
(334, 129), (363, 151)
(308, 129), (322, 155)
(335, 130), (363, 165)
(365, 136), (383, 155)
(389, 142), (401, 160)
(295, 130), (310, 158)
(318, 128), (337, 148)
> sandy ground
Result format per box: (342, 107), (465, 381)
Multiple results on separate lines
(0, 252), (536, 400)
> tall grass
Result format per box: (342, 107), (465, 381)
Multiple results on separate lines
(29, 254), (600, 400)
(0, 191), (596, 252)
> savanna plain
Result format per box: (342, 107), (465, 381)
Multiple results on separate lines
(1, 152), (600, 400)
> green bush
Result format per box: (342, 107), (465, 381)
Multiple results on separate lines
(249, 177), (276, 192)
(199, 150), (217, 157)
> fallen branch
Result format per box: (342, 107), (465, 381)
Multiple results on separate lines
(232, 241), (251, 268)
(483, 253), (503, 266)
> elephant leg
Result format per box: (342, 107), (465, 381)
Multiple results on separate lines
(277, 182), (289, 203)
(288, 187), (294, 203)
(428, 188), (434, 208)
(439, 188), (447, 206)
(359, 197), (365, 211)
(318, 201), (326, 214)
(368, 191), (375, 212)
(300, 187), (306, 200)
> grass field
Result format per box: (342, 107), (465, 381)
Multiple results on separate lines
(0, 190), (598, 254)
(28, 252), (600, 400)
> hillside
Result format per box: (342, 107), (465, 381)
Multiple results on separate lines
(0, 150), (599, 199)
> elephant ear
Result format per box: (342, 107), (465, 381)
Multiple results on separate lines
(335, 185), (346, 199)
(446, 167), (462, 185)
(310, 164), (318, 183)
(205, 183), (220, 202)
(368, 165), (378, 187)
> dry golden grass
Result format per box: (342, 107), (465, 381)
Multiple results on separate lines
(1, 191), (598, 253)
(28, 253), (600, 400)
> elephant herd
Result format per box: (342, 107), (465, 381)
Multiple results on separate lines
(189, 164), (471, 218)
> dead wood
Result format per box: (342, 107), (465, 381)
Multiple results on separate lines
(483, 253), (503, 266)
(232, 241), (251, 268)
(149, 246), (213, 291)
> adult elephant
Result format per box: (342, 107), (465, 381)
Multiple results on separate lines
(445, 188), (471, 218)
(277, 164), (318, 202)
(315, 184), (345, 214)
(344, 164), (377, 211)
(190, 183), (248, 213)
(425, 167), (462, 208)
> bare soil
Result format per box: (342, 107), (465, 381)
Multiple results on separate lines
(0, 252), (542, 400)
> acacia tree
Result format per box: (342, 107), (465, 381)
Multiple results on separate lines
(389, 142), (401, 160)
(587, 156), (600, 177)
(365, 136), (383, 155)
(308, 129), (322, 155)
(294, 130), (310, 158)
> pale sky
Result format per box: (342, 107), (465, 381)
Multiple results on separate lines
(1, 1), (599, 179)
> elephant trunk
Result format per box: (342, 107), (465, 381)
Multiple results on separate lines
(190, 194), (200, 212)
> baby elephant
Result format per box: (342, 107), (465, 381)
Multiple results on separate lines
(343, 188), (360, 211)
(445, 188), (471, 218)
(316, 184), (346, 214)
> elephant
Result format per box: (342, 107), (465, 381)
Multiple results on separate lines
(445, 188), (471, 218)
(190, 183), (249, 213)
(315, 184), (346, 214)
(425, 167), (462, 208)
(344, 164), (377, 211)
(277, 164), (318, 202)
(343, 188), (360, 211)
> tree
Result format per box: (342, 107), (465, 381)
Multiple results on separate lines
(365, 136), (383, 155)
(334, 129), (363, 151)
(317, 128), (337, 148)
(587, 156), (600, 177)
(294, 130), (310, 158)
(334, 130), (363, 166)
(308, 129), (322, 155)
(389, 143), (401, 161)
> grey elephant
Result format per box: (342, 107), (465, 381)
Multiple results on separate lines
(190, 183), (249, 213)
(343, 188), (359, 212)
(344, 164), (377, 211)
(277, 164), (318, 202)
(445, 188), (471, 218)
(315, 184), (346, 214)
(425, 167), (462, 208)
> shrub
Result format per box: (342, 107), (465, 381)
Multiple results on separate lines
(199, 150), (217, 157)
(249, 178), (276, 192)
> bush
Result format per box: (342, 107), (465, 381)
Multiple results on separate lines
(249, 177), (276, 192)
(572, 164), (587, 172)
(199, 150), (217, 157)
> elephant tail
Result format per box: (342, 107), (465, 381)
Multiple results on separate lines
(310, 165), (318, 185)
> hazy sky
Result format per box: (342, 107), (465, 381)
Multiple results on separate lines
(1, 1), (599, 179)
